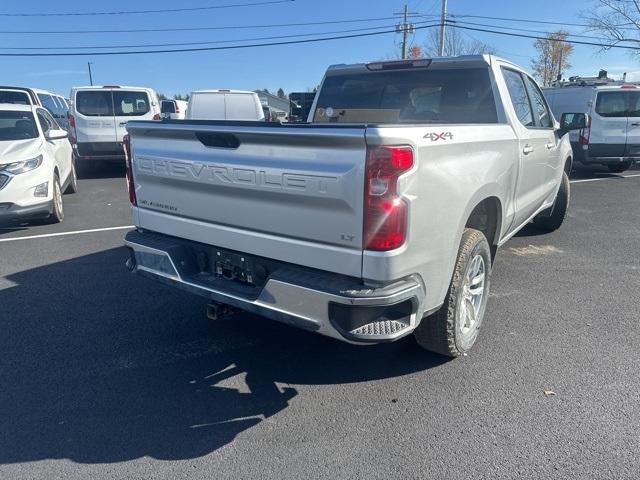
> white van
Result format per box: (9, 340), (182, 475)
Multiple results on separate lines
(69, 85), (160, 165)
(544, 84), (640, 173)
(186, 90), (264, 121)
(160, 99), (188, 120)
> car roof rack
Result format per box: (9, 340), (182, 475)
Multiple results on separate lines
(549, 69), (640, 88)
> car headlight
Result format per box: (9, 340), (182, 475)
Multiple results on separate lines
(0, 155), (43, 175)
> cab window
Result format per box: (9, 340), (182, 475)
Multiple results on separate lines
(502, 68), (534, 127)
(524, 76), (553, 128)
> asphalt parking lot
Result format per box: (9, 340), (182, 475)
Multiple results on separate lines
(1, 165), (639, 479)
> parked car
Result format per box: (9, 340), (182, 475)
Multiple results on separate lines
(33, 88), (70, 132)
(0, 86), (69, 132)
(68, 85), (160, 169)
(123, 55), (586, 357)
(0, 104), (76, 224)
(544, 83), (640, 173)
(160, 99), (188, 120)
(262, 105), (280, 122)
(186, 89), (264, 120)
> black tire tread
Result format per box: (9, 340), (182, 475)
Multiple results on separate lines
(414, 228), (489, 357)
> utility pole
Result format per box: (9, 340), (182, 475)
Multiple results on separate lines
(394, 4), (417, 59)
(438, 0), (448, 56)
(87, 62), (94, 86)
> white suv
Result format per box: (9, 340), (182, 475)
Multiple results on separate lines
(0, 104), (76, 224)
(69, 86), (160, 170)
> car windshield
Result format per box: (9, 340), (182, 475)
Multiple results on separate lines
(0, 111), (39, 140)
(313, 67), (498, 124)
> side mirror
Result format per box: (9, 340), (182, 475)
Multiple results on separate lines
(558, 112), (589, 137)
(46, 129), (69, 141)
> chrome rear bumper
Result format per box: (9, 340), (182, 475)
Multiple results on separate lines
(124, 230), (425, 344)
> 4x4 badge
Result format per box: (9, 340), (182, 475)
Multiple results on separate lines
(424, 132), (453, 141)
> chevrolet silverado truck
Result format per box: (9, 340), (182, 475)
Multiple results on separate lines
(123, 55), (587, 357)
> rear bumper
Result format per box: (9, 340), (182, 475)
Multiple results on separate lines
(573, 142), (640, 165)
(124, 229), (425, 344)
(74, 142), (125, 161)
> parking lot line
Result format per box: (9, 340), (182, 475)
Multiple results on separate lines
(570, 173), (640, 184)
(0, 225), (134, 243)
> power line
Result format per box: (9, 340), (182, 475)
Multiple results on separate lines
(447, 23), (637, 50)
(0, 15), (439, 34)
(451, 19), (631, 43)
(0, 23), (441, 57)
(448, 12), (639, 31)
(0, 0), (294, 17)
(0, 22), (433, 50)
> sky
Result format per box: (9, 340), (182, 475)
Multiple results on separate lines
(0, 0), (637, 98)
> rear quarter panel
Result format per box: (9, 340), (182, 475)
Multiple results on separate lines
(364, 124), (519, 311)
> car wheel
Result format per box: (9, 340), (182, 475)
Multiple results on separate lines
(414, 228), (491, 357)
(47, 174), (65, 224)
(532, 171), (570, 232)
(65, 161), (78, 194)
(607, 161), (632, 174)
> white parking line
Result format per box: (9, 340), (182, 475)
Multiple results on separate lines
(571, 173), (640, 184)
(0, 225), (133, 243)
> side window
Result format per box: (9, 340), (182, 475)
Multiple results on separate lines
(502, 69), (534, 127)
(595, 92), (627, 118)
(524, 76), (553, 128)
(37, 109), (59, 134)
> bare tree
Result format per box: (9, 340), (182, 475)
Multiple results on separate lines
(531, 31), (574, 86)
(584, 0), (640, 53)
(423, 27), (496, 57)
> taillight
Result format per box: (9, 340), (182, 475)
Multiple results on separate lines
(579, 116), (591, 145)
(152, 113), (161, 120)
(68, 114), (77, 144)
(175, 104), (180, 114)
(364, 145), (413, 251)
(123, 134), (136, 205)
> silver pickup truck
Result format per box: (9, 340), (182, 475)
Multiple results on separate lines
(123, 55), (586, 357)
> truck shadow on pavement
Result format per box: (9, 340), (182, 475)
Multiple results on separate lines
(0, 247), (445, 464)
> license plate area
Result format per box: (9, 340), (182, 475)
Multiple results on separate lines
(212, 249), (266, 286)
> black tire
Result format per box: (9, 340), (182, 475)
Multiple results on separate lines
(414, 228), (491, 357)
(64, 161), (78, 194)
(607, 161), (632, 174)
(532, 171), (570, 232)
(47, 174), (65, 224)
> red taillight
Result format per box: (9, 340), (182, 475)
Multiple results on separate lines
(174, 104), (180, 114)
(68, 113), (77, 144)
(152, 113), (161, 120)
(123, 134), (136, 205)
(364, 146), (413, 251)
(579, 116), (591, 145)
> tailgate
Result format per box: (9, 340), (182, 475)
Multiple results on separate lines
(126, 121), (367, 277)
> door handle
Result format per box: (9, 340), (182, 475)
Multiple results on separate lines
(631, 122), (640, 126)
(523, 145), (534, 154)
(545, 142), (555, 149)
(119, 122), (127, 126)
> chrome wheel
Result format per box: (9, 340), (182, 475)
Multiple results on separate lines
(458, 254), (486, 337)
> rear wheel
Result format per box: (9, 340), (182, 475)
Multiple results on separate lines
(607, 161), (632, 174)
(414, 228), (491, 357)
(532, 171), (569, 232)
(47, 174), (64, 224)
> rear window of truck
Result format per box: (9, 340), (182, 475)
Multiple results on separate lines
(314, 68), (497, 124)
(595, 91), (640, 118)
